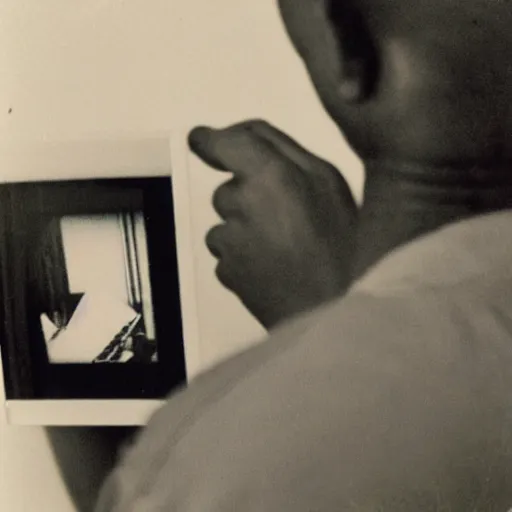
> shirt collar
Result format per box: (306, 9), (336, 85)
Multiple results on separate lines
(352, 209), (512, 296)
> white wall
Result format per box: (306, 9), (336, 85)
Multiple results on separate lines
(0, 1), (363, 510)
(0, 362), (76, 511)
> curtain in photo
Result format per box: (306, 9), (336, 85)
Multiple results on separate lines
(120, 211), (156, 341)
(0, 184), (70, 398)
(0, 186), (40, 398)
(33, 218), (70, 329)
(120, 212), (142, 311)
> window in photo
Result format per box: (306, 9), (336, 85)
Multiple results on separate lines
(38, 212), (158, 364)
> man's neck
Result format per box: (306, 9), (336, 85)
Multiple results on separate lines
(351, 159), (512, 280)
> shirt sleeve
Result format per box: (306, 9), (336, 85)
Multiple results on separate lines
(94, 472), (119, 512)
(95, 289), (512, 511)
(92, 308), (319, 511)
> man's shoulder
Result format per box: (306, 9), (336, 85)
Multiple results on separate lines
(96, 281), (512, 511)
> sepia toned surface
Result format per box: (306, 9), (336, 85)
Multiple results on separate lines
(9, 0), (510, 510)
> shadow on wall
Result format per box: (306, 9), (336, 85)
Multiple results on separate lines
(46, 426), (139, 512)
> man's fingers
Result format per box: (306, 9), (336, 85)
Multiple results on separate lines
(249, 120), (356, 209)
(205, 223), (226, 259)
(248, 120), (332, 171)
(205, 220), (244, 259)
(205, 221), (246, 292)
(188, 127), (227, 171)
(188, 124), (282, 178)
(205, 225), (234, 290)
(190, 120), (355, 210)
(212, 178), (243, 220)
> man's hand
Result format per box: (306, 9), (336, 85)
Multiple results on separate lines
(189, 120), (358, 329)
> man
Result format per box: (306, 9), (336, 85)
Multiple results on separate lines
(96, 0), (512, 509)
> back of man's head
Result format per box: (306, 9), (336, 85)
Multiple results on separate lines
(278, 0), (512, 168)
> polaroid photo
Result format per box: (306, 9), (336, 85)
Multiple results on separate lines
(0, 136), (200, 425)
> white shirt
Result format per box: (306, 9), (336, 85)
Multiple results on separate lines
(96, 210), (512, 511)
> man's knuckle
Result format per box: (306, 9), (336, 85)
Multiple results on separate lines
(247, 119), (270, 131)
(227, 122), (256, 137)
(205, 225), (224, 255)
(213, 180), (243, 218)
(212, 185), (228, 215)
(215, 262), (234, 289)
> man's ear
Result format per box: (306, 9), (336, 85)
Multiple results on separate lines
(326, 0), (379, 103)
(278, 0), (378, 104)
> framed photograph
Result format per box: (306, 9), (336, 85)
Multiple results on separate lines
(0, 176), (186, 402)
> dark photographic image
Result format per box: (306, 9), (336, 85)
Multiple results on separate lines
(0, 177), (186, 400)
